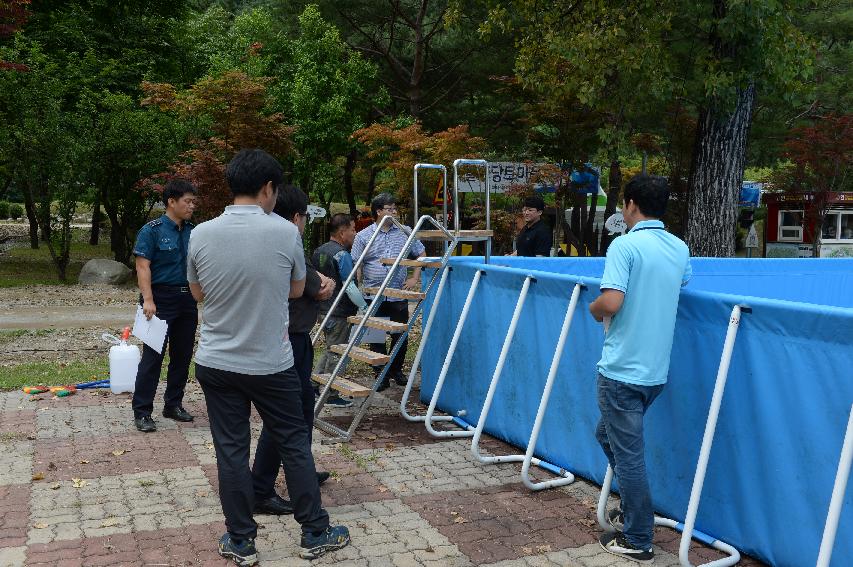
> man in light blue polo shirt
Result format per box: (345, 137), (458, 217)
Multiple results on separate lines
(589, 174), (691, 564)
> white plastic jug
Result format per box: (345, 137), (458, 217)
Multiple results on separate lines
(104, 327), (140, 394)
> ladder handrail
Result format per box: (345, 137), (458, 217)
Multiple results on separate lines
(452, 158), (490, 262)
(313, 214), (454, 419)
(399, 264), (454, 423)
(312, 213), (394, 345)
(317, 241), (460, 443)
(413, 163), (448, 233)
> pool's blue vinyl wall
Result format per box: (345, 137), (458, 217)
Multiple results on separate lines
(419, 257), (853, 567)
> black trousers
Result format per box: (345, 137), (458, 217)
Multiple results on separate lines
(132, 289), (197, 419)
(252, 332), (315, 499)
(368, 300), (408, 376)
(196, 363), (329, 539)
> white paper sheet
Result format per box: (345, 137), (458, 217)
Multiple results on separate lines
(132, 305), (169, 354)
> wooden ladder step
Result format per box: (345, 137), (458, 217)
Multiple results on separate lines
(380, 257), (443, 268)
(330, 344), (390, 365)
(364, 287), (426, 300)
(415, 229), (494, 241)
(347, 316), (408, 333)
(312, 374), (371, 398)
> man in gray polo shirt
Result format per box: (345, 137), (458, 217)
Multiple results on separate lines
(188, 149), (350, 565)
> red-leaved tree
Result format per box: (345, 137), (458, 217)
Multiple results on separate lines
(0, 0), (30, 71)
(139, 71), (294, 220)
(769, 114), (853, 255)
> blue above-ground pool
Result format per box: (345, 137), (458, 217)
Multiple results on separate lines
(419, 257), (853, 567)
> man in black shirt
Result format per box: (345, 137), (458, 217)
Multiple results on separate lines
(251, 186), (337, 517)
(513, 195), (552, 257)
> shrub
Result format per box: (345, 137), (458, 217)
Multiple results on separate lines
(0, 201), (8, 219)
(9, 203), (23, 220)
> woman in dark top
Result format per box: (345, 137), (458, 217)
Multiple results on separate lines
(512, 195), (553, 256)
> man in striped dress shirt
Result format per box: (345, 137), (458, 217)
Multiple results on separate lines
(351, 193), (425, 391)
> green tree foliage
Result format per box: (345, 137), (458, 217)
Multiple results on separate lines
(483, 0), (812, 256)
(0, 38), (84, 279)
(0, 0), (30, 70)
(80, 92), (187, 263)
(286, 5), (387, 213)
(1, 0), (196, 263)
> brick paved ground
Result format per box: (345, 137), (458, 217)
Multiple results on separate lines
(0, 382), (770, 566)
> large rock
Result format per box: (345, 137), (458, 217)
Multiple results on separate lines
(78, 258), (132, 285)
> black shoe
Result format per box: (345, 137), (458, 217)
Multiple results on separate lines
(376, 380), (390, 392)
(134, 415), (157, 433)
(607, 508), (624, 531)
(300, 525), (351, 560)
(326, 395), (353, 408)
(218, 533), (258, 566)
(392, 372), (407, 386)
(254, 494), (293, 515)
(599, 532), (654, 564)
(162, 406), (194, 422)
(317, 471), (331, 485)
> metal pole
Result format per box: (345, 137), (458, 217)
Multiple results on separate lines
(471, 276), (533, 460)
(816, 404), (853, 567)
(520, 282), (583, 490)
(424, 269), (483, 437)
(400, 265), (454, 422)
(678, 304), (748, 567)
(597, 465), (616, 532)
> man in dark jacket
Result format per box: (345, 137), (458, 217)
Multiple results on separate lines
(313, 213), (366, 383)
(250, 186), (337, 516)
(513, 195), (552, 257)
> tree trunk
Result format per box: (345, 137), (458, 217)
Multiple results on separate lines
(686, 83), (755, 257)
(22, 184), (38, 249)
(104, 203), (128, 264)
(365, 167), (378, 205)
(343, 149), (358, 216)
(583, 192), (599, 256)
(89, 189), (102, 245)
(599, 159), (622, 255)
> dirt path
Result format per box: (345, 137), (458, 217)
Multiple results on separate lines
(0, 305), (136, 330)
(1, 285), (138, 330)
(1, 285), (139, 363)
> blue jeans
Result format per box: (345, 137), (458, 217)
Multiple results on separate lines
(595, 373), (664, 550)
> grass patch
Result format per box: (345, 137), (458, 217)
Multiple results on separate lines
(0, 360), (109, 390)
(0, 236), (115, 287)
(0, 356), (196, 391)
(338, 443), (380, 469)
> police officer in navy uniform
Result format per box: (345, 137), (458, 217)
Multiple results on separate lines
(131, 179), (199, 432)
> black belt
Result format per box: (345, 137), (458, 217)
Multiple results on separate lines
(152, 284), (191, 293)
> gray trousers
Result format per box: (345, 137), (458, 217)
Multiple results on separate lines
(314, 316), (352, 375)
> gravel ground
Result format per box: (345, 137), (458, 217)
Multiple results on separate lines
(1, 290), (423, 382)
(0, 284), (138, 308)
(0, 327), (144, 365)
